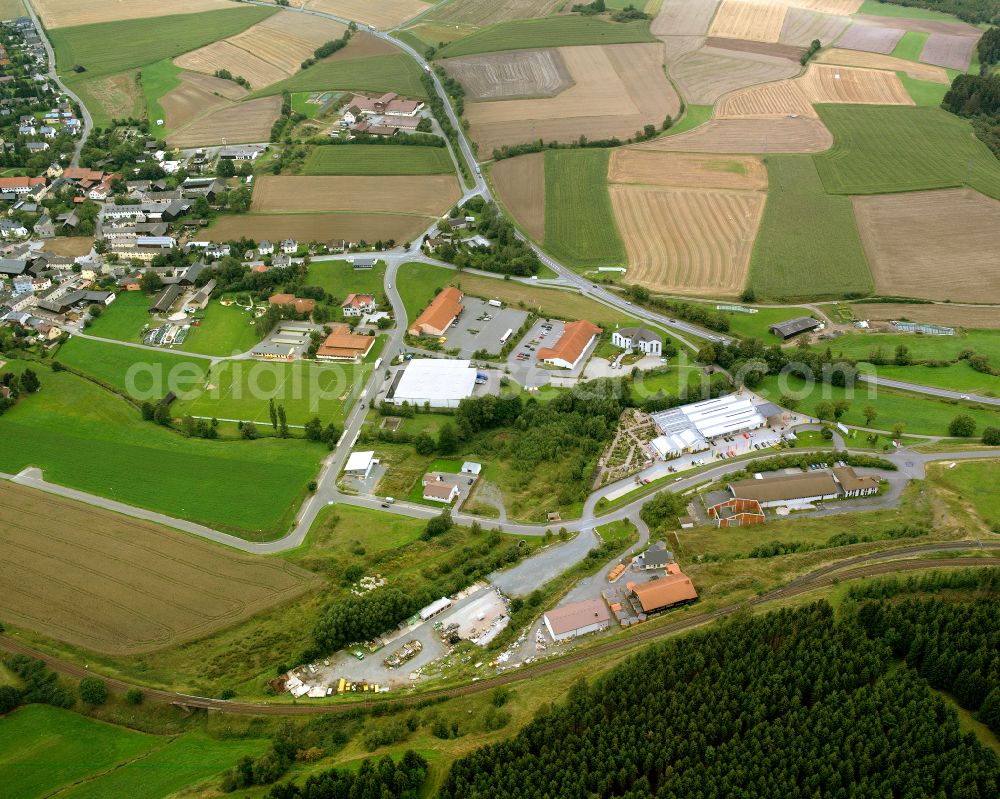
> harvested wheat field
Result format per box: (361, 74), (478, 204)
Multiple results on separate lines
(465, 43), (680, 156)
(717, 79), (817, 118)
(709, 0), (787, 43)
(491, 153), (545, 242)
(854, 188), (1000, 303)
(609, 185), (764, 295)
(161, 72), (248, 131)
(429, 0), (562, 26)
(816, 48), (948, 82)
(302, 0), (430, 29)
(920, 33), (979, 72)
(663, 35), (708, 63)
(0, 482), (316, 655)
(798, 64), (912, 105)
(34, 0), (230, 28)
(168, 96), (281, 147)
(442, 49), (573, 100)
(852, 303), (1000, 329)
(609, 150), (768, 191)
(251, 175), (460, 215)
(835, 23), (904, 54)
(670, 45), (800, 104)
(640, 116), (832, 152)
(208, 212), (431, 244)
(778, 7), (851, 47)
(175, 10), (345, 89)
(779, 0), (861, 14)
(652, 0), (722, 36)
(705, 36), (806, 60)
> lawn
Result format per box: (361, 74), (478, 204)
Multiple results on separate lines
(81, 291), (153, 342)
(307, 258), (387, 300)
(930, 459), (1000, 528)
(51, 6), (275, 78)
(140, 58), (183, 137)
(748, 155), (873, 300)
(291, 91), (323, 118)
(0, 706), (157, 799)
(812, 105), (1000, 200)
(898, 72), (950, 107)
(302, 145), (454, 175)
(755, 373), (1000, 436)
(662, 104), (713, 137)
(436, 16), (656, 58)
(891, 30), (929, 62)
(255, 53), (428, 99)
(0, 362), (321, 539)
(544, 149), (626, 270)
(182, 300), (261, 356)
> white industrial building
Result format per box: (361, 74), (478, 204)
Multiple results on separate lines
(650, 395), (766, 459)
(344, 450), (376, 479)
(544, 599), (611, 642)
(387, 358), (478, 408)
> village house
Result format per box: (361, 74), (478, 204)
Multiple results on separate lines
(269, 293), (315, 316)
(612, 326), (662, 357)
(280, 238), (297, 254)
(421, 473), (460, 503)
(341, 293), (376, 317)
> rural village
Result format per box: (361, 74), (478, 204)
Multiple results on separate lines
(0, 0), (999, 798)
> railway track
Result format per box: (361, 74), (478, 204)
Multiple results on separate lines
(1, 545), (997, 716)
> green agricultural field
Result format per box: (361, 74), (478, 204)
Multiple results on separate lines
(436, 17), (656, 58)
(398, 261), (453, 320)
(718, 305), (814, 340)
(898, 73), (950, 107)
(813, 105), (1000, 199)
(930, 459), (1000, 527)
(755, 373), (1000, 436)
(174, 356), (377, 427)
(822, 329), (1000, 364)
(302, 145), (454, 175)
(891, 31), (929, 61)
(0, 362), (321, 538)
(255, 54), (427, 99)
(0, 705), (158, 799)
(857, 0), (967, 21)
(544, 149), (626, 270)
(50, 6), (275, 78)
(140, 58), (183, 136)
(72, 71), (143, 128)
(662, 104), (712, 137)
(182, 300), (260, 356)
(56, 336), (209, 398)
(748, 155), (873, 300)
(306, 258), (387, 300)
(82, 292), (153, 342)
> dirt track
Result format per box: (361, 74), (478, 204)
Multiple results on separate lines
(491, 153), (545, 242)
(2, 548), (994, 715)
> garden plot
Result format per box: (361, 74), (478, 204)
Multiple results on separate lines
(798, 64), (912, 105)
(609, 150), (768, 191)
(816, 48), (948, 82)
(441, 48), (573, 100)
(34, 0), (229, 28)
(491, 152), (546, 241)
(716, 79), (817, 118)
(834, 23), (904, 54)
(709, 0), (787, 43)
(167, 96), (281, 147)
(652, 0), (722, 36)
(853, 188), (1000, 304)
(919, 33), (978, 72)
(251, 175), (460, 215)
(160, 71), (248, 132)
(778, 7), (851, 47)
(670, 45), (800, 104)
(640, 116), (832, 152)
(464, 43), (679, 156)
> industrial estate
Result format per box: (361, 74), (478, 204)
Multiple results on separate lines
(0, 0), (998, 797)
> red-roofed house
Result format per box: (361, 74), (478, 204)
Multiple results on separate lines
(316, 323), (375, 361)
(342, 293), (376, 317)
(0, 176), (45, 195)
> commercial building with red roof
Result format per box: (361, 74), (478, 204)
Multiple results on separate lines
(0, 176), (45, 195)
(629, 572), (698, 614)
(316, 323), (375, 361)
(408, 286), (463, 337)
(537, 320), (602, 369)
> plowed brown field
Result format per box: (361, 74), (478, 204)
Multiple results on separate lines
(167, 96), (281, 147)
(175, 10), (346, 89)
(816, 48), (948, 82)
(799, 63), (912, 104)
(34, 0), (229, 28)
(251, 175), (460, 215)
(854, 188), (1000, 303)
(709, 0), (787, 43)
(161, 71), (248, 131)
(207, 212), (431, 244)
(0, 482), (316, 655)
(716, 79), (817, 117)
(638, 116), (832, 153)
(851, 303), (1000, 329)
(609, 150), (767, 191)
(465, 43), (680, 156)
(302, 0), (430, 29)
(491, 153), (545, 242)
(609, 185), (764, 295)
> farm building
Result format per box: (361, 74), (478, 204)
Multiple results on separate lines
(421, 473), (460, 503)
(408, 286), (464, 337)
(315, 324), (375, 361)
(707, 497), (766, 527)
(537, 319), (602, 369)
(149, 284), (182, 314)
(650, 395), (767, 458)
(268, 293), (316, 315)
(628, 572), (698, 614)
(462, 462), (482, 475)
(832, 466), (880, 498)
(728, 471), (839, 509)
(544, 599), (611, 642)
(0, 176), (45, 195)
(342, 293), (376, 317)
(352, 256), (377, 269)
(612, 326), (662, 356)
(344, 450), (377, 479)
(219, 144), (266, 161)
(769, 316), (822, 340)
(387, 358), (478, 408)
(187, 279), (216, 310)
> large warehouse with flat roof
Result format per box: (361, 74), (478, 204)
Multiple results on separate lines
(650, 394), (767, 458)
(386, 358), (478, 408)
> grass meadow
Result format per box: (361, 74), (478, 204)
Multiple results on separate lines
(302, 145), (454, 175)
(140, 58), (183, 136)
(718, 305), (813, 340)
(930, 459), (1000, 528)
(51, 6), (275, 78)
(813, 105), (1000, 200)
(661, 104), (713, 137)
(436, 16), (656, 58)
(306, 258), (387, 299)
(256, 53), (428, 99)
(891, 31), (929, 62)
(81, 291), (151, 341)
(898, 73), (950, 107)
(544, 149), (626, 270)
(747, 155), (873, 300)
(0, 361), (321, 538)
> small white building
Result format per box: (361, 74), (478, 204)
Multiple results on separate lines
(419, 597), (452, 621)
(258, 240), (274, 256)
(612, 326), (662, 356)
(461, 462), (482, 476)
(344, 450), (376, 479)
(544, 599), (610, 642)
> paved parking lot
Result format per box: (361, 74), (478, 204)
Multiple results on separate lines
(445, 298), (528, 358)
(507, 318), (593, 388)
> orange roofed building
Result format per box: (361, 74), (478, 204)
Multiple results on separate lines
(316, 323), (375, 361)
(408, 286), (463, 337)
(269, 293), (315, 315)
(537, 320), (602, 370)
(628, 572), (698, 614)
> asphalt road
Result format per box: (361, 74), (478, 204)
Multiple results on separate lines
(859, 373), (1000, 407)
